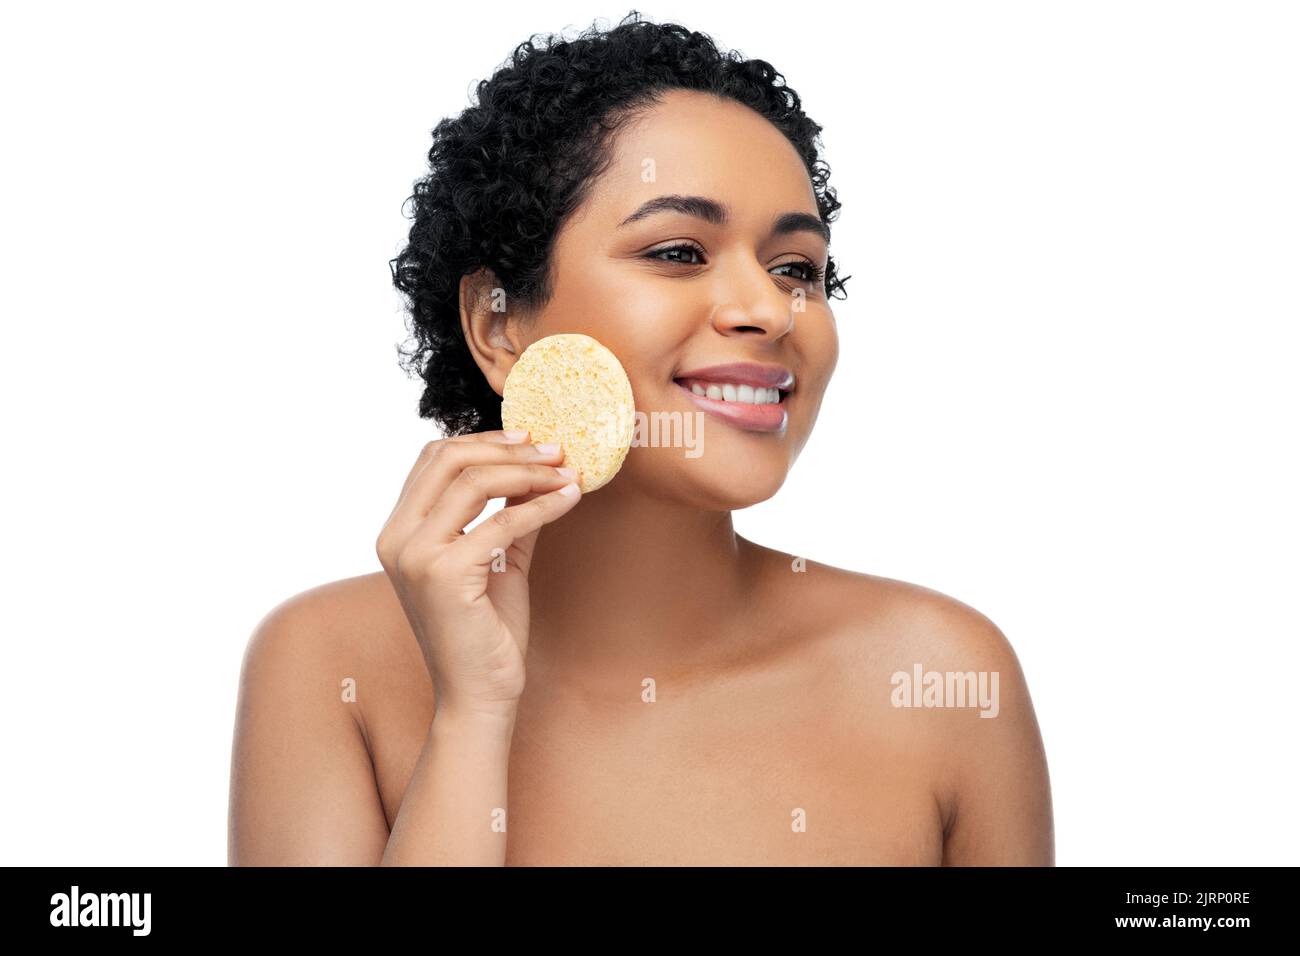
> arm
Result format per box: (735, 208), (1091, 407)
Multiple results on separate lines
(227, 594), (390, 865)
(937, 609), (1055, 865)
(380, 705), (517, 866)
(229, 432), (578, 865)
(227, 592), (520, 866)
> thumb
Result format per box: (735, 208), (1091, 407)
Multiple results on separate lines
(499, 492), (544, 575)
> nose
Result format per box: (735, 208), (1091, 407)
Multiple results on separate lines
(709, 298), (796, 340)
(707, 251), (795, 340)
(707, 259), (797, 339)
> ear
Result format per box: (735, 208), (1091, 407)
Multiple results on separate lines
(459, 267), (523, 397)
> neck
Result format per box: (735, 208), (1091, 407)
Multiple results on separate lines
(525, 482), (758, 686)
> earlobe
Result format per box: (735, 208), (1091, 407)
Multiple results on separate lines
(459, 268), (521, 395)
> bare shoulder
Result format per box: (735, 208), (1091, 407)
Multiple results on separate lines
(845, 570), (1023, 674)
(746, 540), (1019, 667)
(229, 571), (415, 864)
(246, 570), (404, 643)
(241, 571), (402, 664)
(236, 571), (423, 740)
(747, 542), (1054, 864)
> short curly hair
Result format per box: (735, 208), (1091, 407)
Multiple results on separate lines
(388, 9), (851, 436)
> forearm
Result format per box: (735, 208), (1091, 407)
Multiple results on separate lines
(380, 704), (518, 866)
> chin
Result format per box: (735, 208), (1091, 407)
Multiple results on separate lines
(626, 454), (790, 511)
(701, 480), (785, 511)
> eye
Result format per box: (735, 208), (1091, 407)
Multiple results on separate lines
(772, 259), (826, 284)
(644, 244), (827, 285)
(645, 242), (706, 265)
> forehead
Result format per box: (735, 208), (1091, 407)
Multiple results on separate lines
(580, 89), (820, 227)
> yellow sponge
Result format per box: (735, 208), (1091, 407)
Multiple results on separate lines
(500, 333), (635, 493)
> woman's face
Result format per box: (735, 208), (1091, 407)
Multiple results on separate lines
(503, 88), (838, 510)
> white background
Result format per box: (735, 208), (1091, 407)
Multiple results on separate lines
(2, 0), (1296, 866)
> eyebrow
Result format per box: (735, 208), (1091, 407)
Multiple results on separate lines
(617, 193), (830, 244)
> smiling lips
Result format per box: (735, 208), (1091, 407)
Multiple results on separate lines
(672, 362), (794, 433)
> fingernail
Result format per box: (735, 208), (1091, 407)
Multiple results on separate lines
(556, 466), (578, 479)
(535, 442), (561, 455)
(557, 482), (580, 497)
(503, 429), (529, 442)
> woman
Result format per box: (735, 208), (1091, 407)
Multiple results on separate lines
(228, 11), (1054, 866)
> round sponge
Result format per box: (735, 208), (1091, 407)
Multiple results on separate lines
(500, 333), (636, 493)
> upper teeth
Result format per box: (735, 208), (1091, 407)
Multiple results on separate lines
(685, 380), (782, 404)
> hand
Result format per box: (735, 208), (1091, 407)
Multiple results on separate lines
(375, 429), (581, 719)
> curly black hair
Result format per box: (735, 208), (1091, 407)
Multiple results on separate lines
(388, 10), (851, 436)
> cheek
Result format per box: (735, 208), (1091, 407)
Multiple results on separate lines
(822, 322), (840, 377)
(796, 313), (839, 398)
(558, 290), (696, 393)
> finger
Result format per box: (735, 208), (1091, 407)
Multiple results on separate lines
(392, 439), (563, 537)
(420, 463), (578, 543)
(398, 429), (530, 499)
(393, 439), (442, 505)
(447, 428), (532, 445)
(454, 481), (582, 565)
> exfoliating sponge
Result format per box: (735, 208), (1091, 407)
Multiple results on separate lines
(500, 333), (636, 493)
